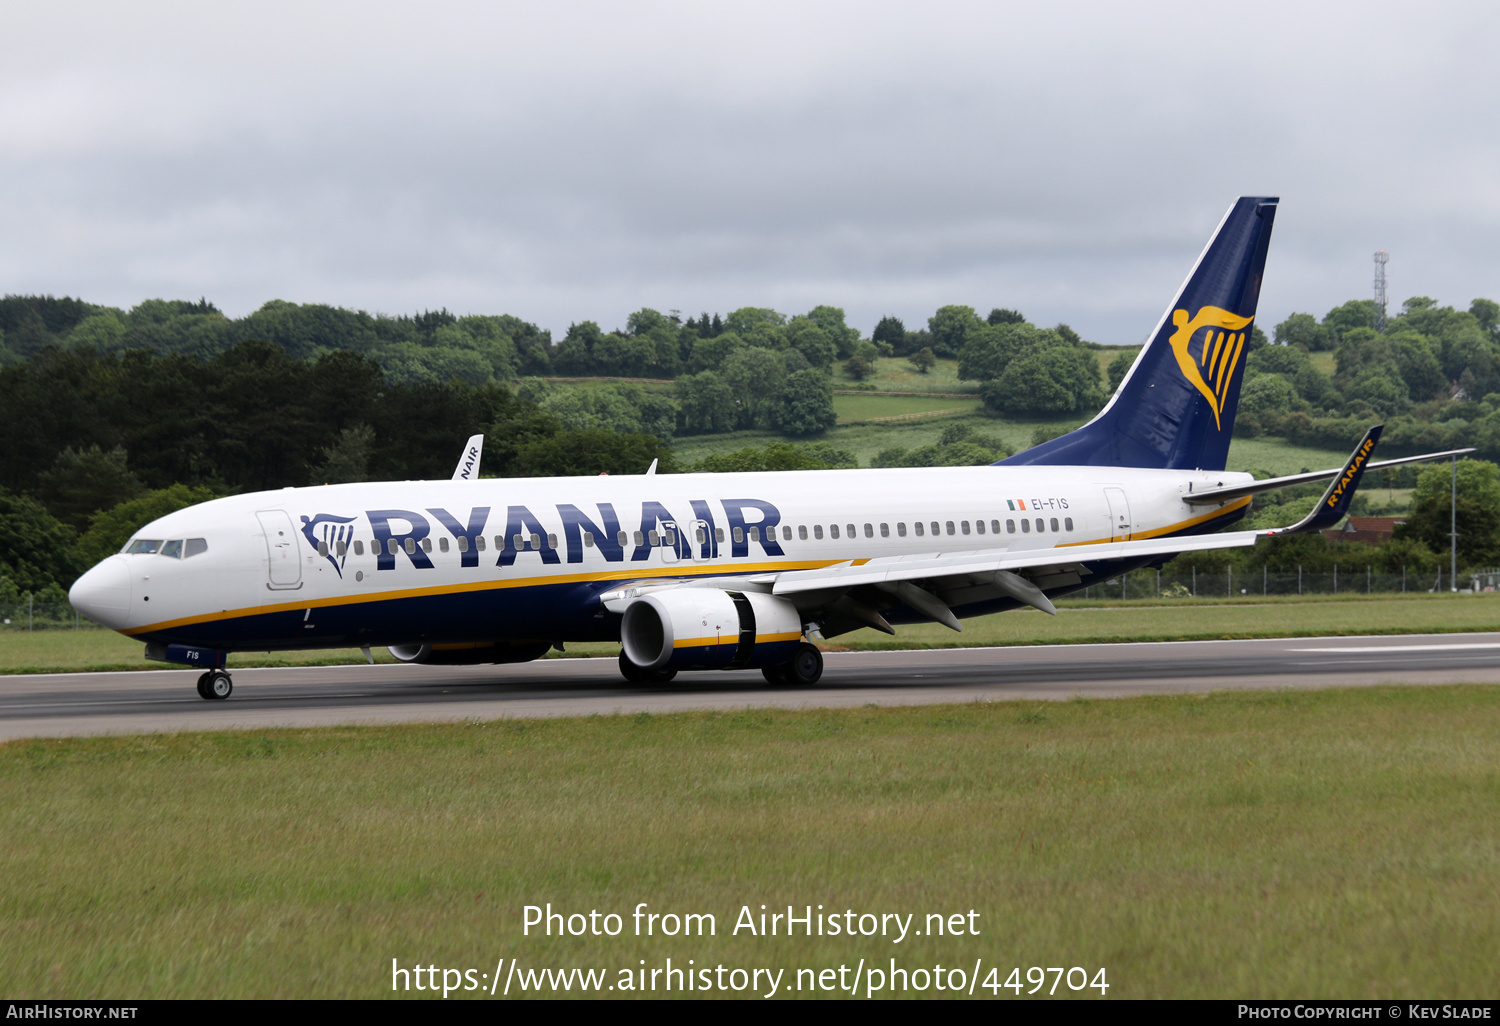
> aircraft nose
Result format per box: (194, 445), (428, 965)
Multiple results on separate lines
(69, 557), (132, 630)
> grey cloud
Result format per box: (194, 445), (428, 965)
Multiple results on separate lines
(1, 1), (1497, 341)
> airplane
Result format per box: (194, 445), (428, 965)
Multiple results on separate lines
(68, 196), (1472, 700)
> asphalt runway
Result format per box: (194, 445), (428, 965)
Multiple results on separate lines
(3, 633), (1500, 740)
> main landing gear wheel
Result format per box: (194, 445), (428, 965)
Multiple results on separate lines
(618, 652), (676, 684)
(761, 664), (791, 686)
(198, 669), (233, 700)
(765, 643), (823, 687)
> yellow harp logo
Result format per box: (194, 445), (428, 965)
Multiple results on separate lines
(1168, 306), (1255, 430)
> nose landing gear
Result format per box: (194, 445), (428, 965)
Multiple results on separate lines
(195, 670), (233, 700)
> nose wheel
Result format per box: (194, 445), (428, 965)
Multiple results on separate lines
(195, 670), (233, 700)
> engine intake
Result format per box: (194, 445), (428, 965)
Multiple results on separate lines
(621, 589), (802, 671)
(387, 641), (552, 665)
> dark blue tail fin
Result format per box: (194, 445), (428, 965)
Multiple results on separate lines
(998, 196), (1278, 471)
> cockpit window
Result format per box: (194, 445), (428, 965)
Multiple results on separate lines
(161, 540), (184, 559)
(126, 539), (163, 554)
(185, 538), (208, 558)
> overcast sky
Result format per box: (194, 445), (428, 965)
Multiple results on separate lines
(1, 1), (1495, 344)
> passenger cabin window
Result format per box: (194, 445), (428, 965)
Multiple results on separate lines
(783, 526), (793, 541)
(1034, 519), (1044, 533)
(733, 527), (744, 544)
(748, 527), (759, 542)
(930, 522), (939, 536)
(439, 537), (449, 553)
(583, 532), (595, 547)
(1021, 519), (1030, 533)
(404, 538), (416, 554)
(880, 523), (889, 538)
(961, 521), (970, 535)
(1065, 517), (1074, 531)
(161, 539), (184, 558)
(648, 530), (660, 546)
(847, 524), (856, 539)
(354, 540), (365, 556)
(798, 525), (808, 540)
(716, 528), (725, 543)
(618, 531), (629, 547)
(1050, 518), (1060, 532)
(476, 536), (486, 551)
(317, 541), (328, 557)
(915, 522), (924, 537)
(1006, 520), (1015, 534)
(945, 521), (955, 536)
(991, 520), (1001, 534)
(421, 538), (432, 553)
(830, 524), (840, 539)
(814, 525), (824, 540)
(975, 521), (985, 535)
(897, 523), (907, 537)
(548, 533), (559, 549)
(335, 541), (347, 556)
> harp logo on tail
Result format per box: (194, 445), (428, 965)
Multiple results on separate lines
(1168, 306), (1255, 430)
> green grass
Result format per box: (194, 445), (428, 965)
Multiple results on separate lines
(7, 594), (1497, 675)
(831, 393), (978, 422)
(827, 592), (1500, 650)
(1226, 435), (1352, 477)
(846, 356), (978, 393)
(2, 686), (1497, 998)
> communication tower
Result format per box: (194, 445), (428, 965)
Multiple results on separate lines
(1373, 250), (1389, 330)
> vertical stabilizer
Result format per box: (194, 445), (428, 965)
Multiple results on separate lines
(452, 435), (484, 480)
(999, 196), (1278, 471)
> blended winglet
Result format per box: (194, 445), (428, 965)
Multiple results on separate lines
(1265, 425), (1382, 536)
(452, 434), (483, 481)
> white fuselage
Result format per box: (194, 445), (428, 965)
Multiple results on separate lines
(69, 464), (1252, 651)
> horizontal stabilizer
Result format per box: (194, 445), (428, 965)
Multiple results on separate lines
(1185, 440), (1474, 505)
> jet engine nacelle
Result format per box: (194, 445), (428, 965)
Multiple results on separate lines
(620, 589), (803, 671)
(387, 641), (552, 665)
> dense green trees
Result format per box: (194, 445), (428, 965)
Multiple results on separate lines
(11, 284), (1500, 599)
(1397, 459), (1500, 568)
(957, 319), (1106, 417)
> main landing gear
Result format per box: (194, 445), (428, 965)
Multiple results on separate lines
(618, 652), (678, 684)
(762, 643), (823, 687)
(195, 670), (233, 700)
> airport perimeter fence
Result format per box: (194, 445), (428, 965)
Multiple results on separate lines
(0, 600), (101, 632)
(3, 566), (1498, 631)
(1079, 566), (1500, 601)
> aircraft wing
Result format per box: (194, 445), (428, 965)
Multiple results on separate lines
(599, 529), (1261, 635)
(602, 426), (1392, 637)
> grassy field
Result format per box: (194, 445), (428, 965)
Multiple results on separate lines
(6, 594), (1497, 675)
(830, 393), (979, 423)
(826, 592), (1500, 650)
(2, 685), (1497, 998)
